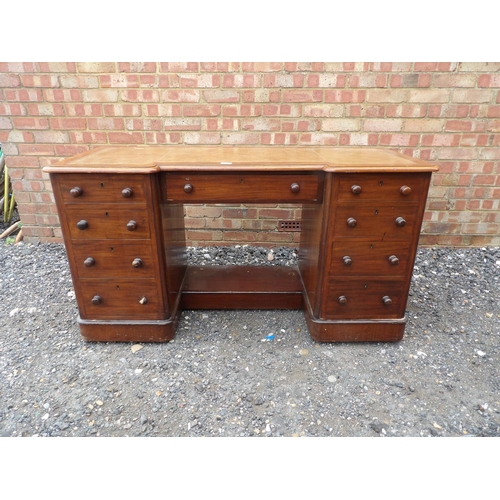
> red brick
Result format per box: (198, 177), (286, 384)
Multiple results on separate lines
(478, 74), (500, 87)
(445, 120), (472, 131)
(66, 103), (103, 117)
(145, 132), (181, 144)
(222, 208), (258, 219)
(26, 103), (66, 116)
(20, 75), (60, 87)
(223, 105), (262, 117)
(125, 119), (162, 131)
(283, 90), (323, 102)
(146, 104), (182, 117)
(120, 90), (159, 102)
(161, 90), (200, 102)
(70, 131), (108, 143)
(386, 105), (427, 117)
(0, 62), (36, 72)
(49, 117), (87, 130)
(102, 104), (141, 117)
(0, 103), (27, 116)
(206, 119), (239, 131)
(325, 90), (367, 103)
(184, 105), (220, 117)
(222, 74), (261, 88)
(108, 132), (144, 144)
(18, 144), (55, 155)
(5, 89), (43, 101)
(43, 89), (82, 102)
(12, 117), (49, 129)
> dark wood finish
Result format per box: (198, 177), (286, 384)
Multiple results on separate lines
(181, 266), (303, 310)
(44, 147), (438, 344)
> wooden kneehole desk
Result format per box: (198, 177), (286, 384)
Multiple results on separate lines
(44, 146), (438, 343)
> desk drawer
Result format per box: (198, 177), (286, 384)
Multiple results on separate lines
(332, 204), (418, 240)
(78, 279), (163, 320)
(65, 204), (151, 240)
(324, 279), (405, 319)
(56, 174), (148, 204)
(72, 240), (156, 279)
(330, 240), (412, 277)
(336, 172), (426, 205)
(163, 172), (323, 203)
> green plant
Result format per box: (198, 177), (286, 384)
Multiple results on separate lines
(1, 145), (17, 223)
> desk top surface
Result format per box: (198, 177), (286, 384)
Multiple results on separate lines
(44, 146), (439, 174)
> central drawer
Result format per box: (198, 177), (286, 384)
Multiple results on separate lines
(162, 172), (324, 203)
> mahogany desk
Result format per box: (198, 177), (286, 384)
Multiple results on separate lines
(44, 146), (438, 343)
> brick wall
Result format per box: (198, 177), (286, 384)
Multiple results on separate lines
(1, 62), (499, 247)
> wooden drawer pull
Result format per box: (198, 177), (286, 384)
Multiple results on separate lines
(382, 296), (392, 306)
(342, 256), (352, 266)
(338, 295), (348, 305)
(388, 255), (399, 265)
(132, 258), (143, 268)
(400, 185), (412, 196)
(183, 183), (193, 193)
(290, 182), (300, 193)
(347, 217), (357, 227)
(351, 185), (362, 195)
(122, 187), (133, 198)
(70, 187), (83, 198)
(77, 220), (88, 230)
(91, 295), (102, 305)
(84, 257), (96, 267)
(395, 217), (406, 227)
(139, 296), (148, 305)
(127, 220), (138, 231)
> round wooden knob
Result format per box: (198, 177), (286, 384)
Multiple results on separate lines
(290, 183), (300, 193)
(184, 183), (193, 193)
(395, 217), (406, 227)
(132, 258), (143, 268)
(127, 220), (138, 231)
(122, 188), (133, 198)
(347, 217), (357, 228)
(70, 187), (83, 198)
(351, 185), (362, 195)
(91, 295), (102, 305)
(77, 220), (88, 230)
(84, 257), (95, 267)
(139, 296), (148, 305)
(338, 295), (347, 305)
(388, 255), (399, 266)
(400, 185), (412, 196)
(382, 296), (392, 306)
(343, 256), (352, 266)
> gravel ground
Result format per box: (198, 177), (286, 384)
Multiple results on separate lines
(0, 239), (499, 438)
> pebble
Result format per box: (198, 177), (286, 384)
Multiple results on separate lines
(1, 241), (499, 438)
(131, 344), (143, 354)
